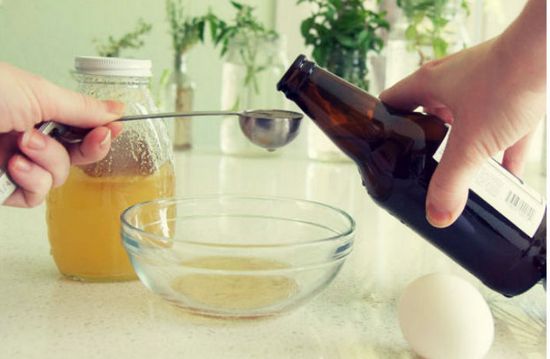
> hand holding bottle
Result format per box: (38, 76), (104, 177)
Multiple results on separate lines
(380, 0), (546, 228)
(0, 62), (124, 208)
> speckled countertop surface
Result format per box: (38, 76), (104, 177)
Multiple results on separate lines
(0, 151), (546, 359)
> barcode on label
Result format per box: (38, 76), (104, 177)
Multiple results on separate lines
(434, 126), (546, 237)
(505, 191), (535, 221)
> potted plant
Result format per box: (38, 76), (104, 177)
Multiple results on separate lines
(299, 0), (389, 91)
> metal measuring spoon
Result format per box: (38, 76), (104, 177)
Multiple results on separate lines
(55, 109), (304, 151)
(0, 109), (303, 204)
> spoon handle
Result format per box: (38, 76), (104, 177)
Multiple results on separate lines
(44, 111), (244, 144)
(119, 110), (241, 121)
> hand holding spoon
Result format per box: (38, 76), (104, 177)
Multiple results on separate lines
(0, 109), (303, 204)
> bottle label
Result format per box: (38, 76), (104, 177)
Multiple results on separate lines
(433, 130), (546, 237)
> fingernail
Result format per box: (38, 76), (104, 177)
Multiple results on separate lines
(22, 130), (46, 150)
(426, 202), (453, 228)
(105, 100), (125, 117)
(14, 156), (32, 172)
(109, 122), (124, 139)
(100, 129), (111, 147)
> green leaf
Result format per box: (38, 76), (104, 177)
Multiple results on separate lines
(356, 30), (369, 45)
(412, 12), (425, 24)
(432, 16), (449, 28)
(230, 1), (243, 10)
(209, 23), (216, 41)
(197, 20), (205, 42)
(372, 38), (384, 52)
(404, 25), (417, 41)
(159, 68), (172, 87)
(311, 46), (325, 66)
(432, 37), (448, 58)
(335, 33), (357, 48)
(300, 17), (315, 38)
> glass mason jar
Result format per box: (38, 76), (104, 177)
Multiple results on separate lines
(46, 57), (175, 281)
(220, 34), (288, 156)
(163, 53), (194, 150)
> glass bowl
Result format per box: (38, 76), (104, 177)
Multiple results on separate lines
(121, 195), (355, 318)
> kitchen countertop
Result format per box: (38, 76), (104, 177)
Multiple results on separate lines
(1, 150), (546, 359)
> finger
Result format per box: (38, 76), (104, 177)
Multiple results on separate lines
(68, 126), (112, 165)
(106, 121), (124, 139)
(502, 132), (535, 177)
(18, 129), (70, 188)
(423, 105), (454, 124)
(3, 155), (52, 208)
(426, 130), (486, 228)
(379, 62), (444, 111)
(28, 76), (125, 127)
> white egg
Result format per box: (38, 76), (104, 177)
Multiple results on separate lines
(398, 273), (494, 359)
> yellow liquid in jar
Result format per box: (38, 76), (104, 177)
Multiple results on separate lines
(46, 162), (175, 281)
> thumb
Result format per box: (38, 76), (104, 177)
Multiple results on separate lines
(426, 130), (485, 228)
(31, 76), (125, 128)
(502, 132), (534, 177)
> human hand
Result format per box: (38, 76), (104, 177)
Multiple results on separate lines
(380, 0), (546, 228)
(0, 62), (125, 208)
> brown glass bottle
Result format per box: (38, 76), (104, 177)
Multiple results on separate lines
(278, 55), (546, 297)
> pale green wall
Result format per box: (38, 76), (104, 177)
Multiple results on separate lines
(0, 0), (276, 148)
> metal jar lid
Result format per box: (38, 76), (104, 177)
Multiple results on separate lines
(74, 56), (152, 77)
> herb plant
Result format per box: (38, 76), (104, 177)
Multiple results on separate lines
(166, 0), (207, 55)
(95, 19), (152, 58)
(298, 0), (389, 90)
(209, 1), (279, 97)
(396, 0), (469, 64)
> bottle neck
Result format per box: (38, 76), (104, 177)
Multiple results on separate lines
(278, 56), (383, 162)
(175, 53), (189, 73)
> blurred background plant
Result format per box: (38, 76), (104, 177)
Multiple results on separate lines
(208, 1), (288, 156)
(210, 1), (280, 108)
(4, 0), (538, 165)
(167, 0), (207, 56)
(162, 0), (211, 149)
(396, 0), (470, 64)
(94, 18), (152, 58)
(298, 0), (389, 91)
